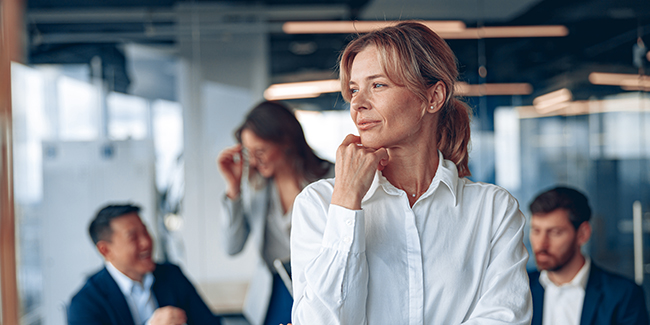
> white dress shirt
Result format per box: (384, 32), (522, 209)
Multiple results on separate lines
(106, 262), (158, 325)
(539, 257), (591, 325)
(291, 152), (532, 325)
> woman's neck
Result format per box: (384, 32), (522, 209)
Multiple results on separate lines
(381, 143), (439, 207)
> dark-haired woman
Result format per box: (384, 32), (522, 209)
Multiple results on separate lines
(217, 100), (333, 325)
(291, 22), (531, 324)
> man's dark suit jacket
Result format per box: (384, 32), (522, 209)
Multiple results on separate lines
(68, 263), (221, 325)
(529, 262), (649, 325)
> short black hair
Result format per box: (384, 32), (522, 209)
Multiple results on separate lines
(88, 204), (141, 245)
(529, 186), (592, 230)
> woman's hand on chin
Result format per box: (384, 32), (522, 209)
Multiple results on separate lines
(331, 134), (389, 210)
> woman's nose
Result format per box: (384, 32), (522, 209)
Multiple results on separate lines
(350, 89), (369, 111)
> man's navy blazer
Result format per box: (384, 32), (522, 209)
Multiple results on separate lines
(529, 262), (649, 325)
(68, 263), (221, 325)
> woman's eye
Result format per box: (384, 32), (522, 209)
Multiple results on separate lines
(350, 89), (359, 94)
(374, 83), (386, 88)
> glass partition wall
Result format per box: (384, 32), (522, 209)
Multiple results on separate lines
(11, 62), (185, 325)
(498, 92), (650, 298)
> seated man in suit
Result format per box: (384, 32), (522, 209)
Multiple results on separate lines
(528, 186), (649, 325)
(68, 204), (221, 325)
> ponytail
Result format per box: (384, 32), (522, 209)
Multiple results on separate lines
(437, 98), (471, 177)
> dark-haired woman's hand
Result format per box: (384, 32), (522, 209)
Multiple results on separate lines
(331, 134), (388, 210)
(217, 144), (244, 199)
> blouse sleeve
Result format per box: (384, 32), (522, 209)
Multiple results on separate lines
(463, 192), (532, 324)
(290, 184), (369, 325)
(220, 194), (251, 255)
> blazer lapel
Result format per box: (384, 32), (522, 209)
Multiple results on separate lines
(152, 264), (174, 308)
(530, 272), (545, 325)
(96, 268), (136, 325)
(580, 265), (604, 325)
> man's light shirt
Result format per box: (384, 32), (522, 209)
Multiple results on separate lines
(106, 262), (157, 325)
(539, 257), (591, 325)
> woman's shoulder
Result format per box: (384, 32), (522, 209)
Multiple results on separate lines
(302, 177), (336, 196)
(293, 178), (336, 220)
(458, 178), (518, 205)
(457, 180), (523, 232)
(295, 178), (335, 206)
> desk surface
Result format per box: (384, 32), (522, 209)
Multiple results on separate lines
(200, 281), (249, 315)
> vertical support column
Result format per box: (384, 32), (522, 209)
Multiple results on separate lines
(633, 200), (644, 285)
(175, 4), (268, 304)
(0, 0), (23, 323)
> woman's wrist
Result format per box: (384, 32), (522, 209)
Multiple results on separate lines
(331, 190), (362, 210)
(226, 187), (241, 200)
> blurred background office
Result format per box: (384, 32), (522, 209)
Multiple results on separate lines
(1, 0), (649, 324)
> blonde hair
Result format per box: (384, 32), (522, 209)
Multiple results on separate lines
(339, 21), (472, 177)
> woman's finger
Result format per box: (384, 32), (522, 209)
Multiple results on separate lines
(375, 148), (389, 171)
(339, 134), (361, 147)
(332, 137), (388, 209)
(218, 145), (243, 167)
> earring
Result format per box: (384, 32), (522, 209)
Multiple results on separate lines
(430, 105), (434, 110)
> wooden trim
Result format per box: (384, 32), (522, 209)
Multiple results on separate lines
(0, 0), (23, 324)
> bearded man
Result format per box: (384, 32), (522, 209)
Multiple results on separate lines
(528, 186), (648, 325)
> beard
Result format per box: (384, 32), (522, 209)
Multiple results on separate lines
(534, 245), (578, 272)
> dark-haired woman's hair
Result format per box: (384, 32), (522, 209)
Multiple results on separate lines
(339, 21), (472, 177)
(235, 100), (330, 184)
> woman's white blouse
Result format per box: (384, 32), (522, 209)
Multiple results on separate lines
(290, 152), (532, 324)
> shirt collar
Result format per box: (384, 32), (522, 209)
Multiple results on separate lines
(362, 150), (459, 206)
(539, 257), (591, 290)
(105, 262), (155, 295)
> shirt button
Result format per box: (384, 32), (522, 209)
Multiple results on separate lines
(343, 236), (352, 244)
(345, 219), (354, 226)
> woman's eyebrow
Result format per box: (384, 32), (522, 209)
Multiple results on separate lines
(349, 74), (385, 85)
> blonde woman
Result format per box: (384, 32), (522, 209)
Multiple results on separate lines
(291, 22), (531, 324)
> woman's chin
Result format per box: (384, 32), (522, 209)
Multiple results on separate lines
(360, 138), (383, 150)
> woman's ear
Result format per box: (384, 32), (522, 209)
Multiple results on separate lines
(427, 81), (447, 114)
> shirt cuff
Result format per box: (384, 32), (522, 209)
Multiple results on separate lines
(321, 204), (365, 254)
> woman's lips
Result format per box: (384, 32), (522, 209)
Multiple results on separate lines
(357, 120), (380, 131)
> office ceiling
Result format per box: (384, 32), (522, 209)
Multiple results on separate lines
(25, 0), (650, 106)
